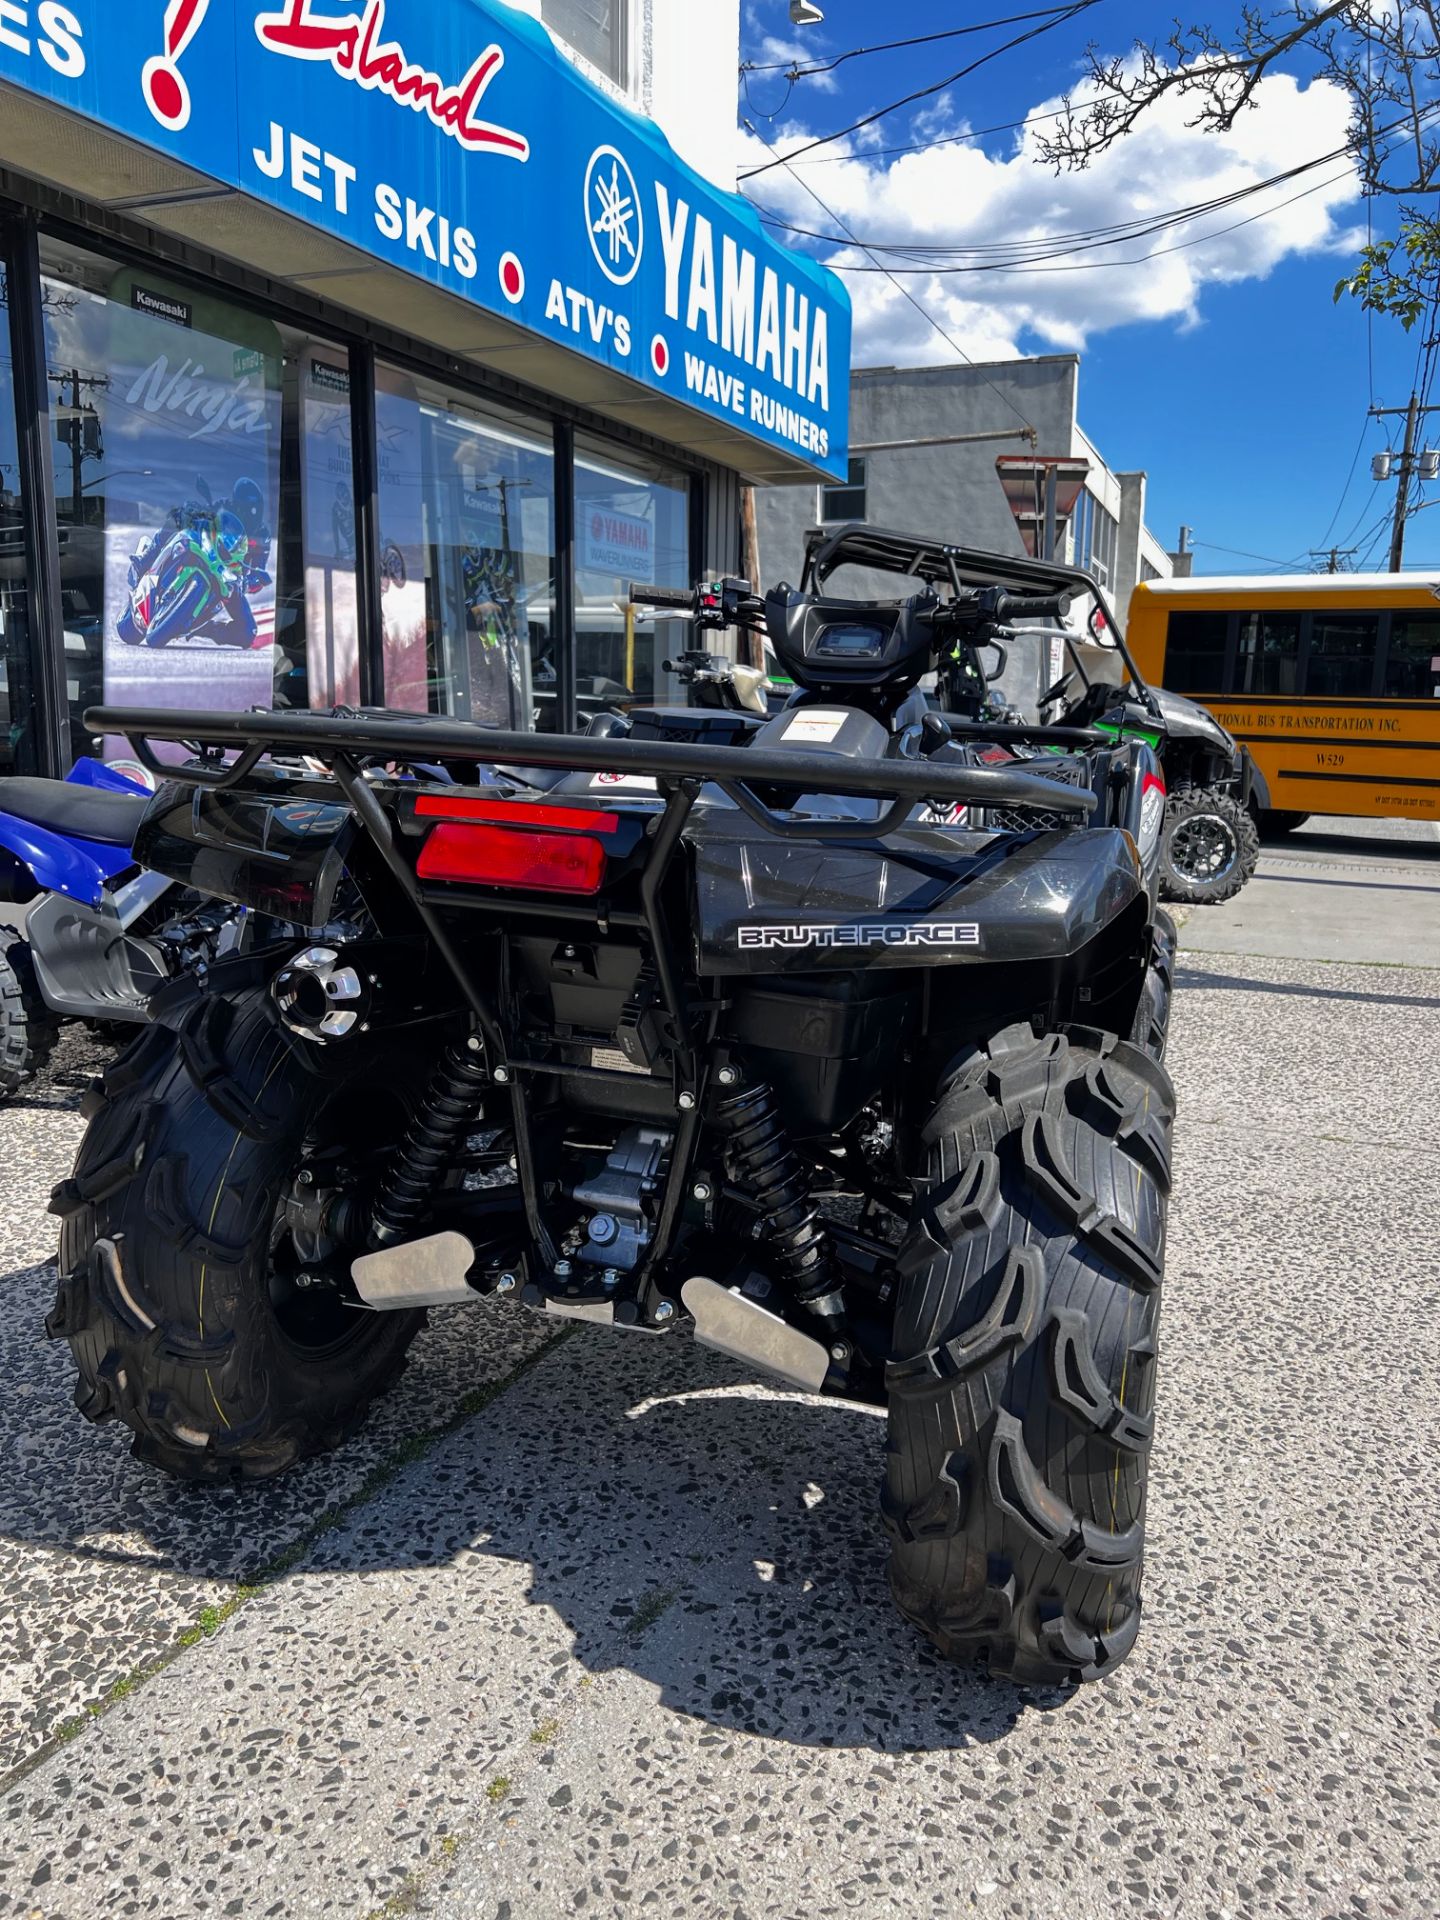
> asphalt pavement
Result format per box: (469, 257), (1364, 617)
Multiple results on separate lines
(1, 818), (1437, 1920)
(1180, 815), (1439, 966)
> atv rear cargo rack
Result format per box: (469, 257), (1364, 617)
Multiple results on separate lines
(86, 704), (1100, 832)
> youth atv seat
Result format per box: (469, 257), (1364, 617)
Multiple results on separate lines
(0, 778), (149, 847)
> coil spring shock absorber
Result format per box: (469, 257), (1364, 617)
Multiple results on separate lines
(369, 1037), (491, 1247)
(717, 1078), (845, 1325)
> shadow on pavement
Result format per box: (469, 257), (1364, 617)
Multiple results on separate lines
(1175, 966), (1440, 1010)
(1278, 825), (1440, 863)
(1, 1302), (1067, 1754)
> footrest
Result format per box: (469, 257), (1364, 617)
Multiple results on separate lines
(351, 1232), (477, 1309)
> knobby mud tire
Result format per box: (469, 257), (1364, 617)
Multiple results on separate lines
(884, 1024), (1175, 1686)
(48, 979), (425, 1482)
(0, 936), (60, 1101)
(1158, 787), (1259, 906)
(1130, 908), (1177, 1063)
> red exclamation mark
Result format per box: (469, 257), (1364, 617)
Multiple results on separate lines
(142, 0), (212, 131)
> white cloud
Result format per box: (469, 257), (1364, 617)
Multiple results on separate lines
(740, 70), (1364, 367)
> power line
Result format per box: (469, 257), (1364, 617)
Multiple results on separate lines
(757, 153), (1346, 259)
(741, 119), (1039, 445)
(742, 102), (1077, 173)
(741, 1), (1102, 179)
(1316, 415), (1372, 550)
(746, 102), (1084, 171)
(754, 165), (1354, 278)
(1192, 539), (1314, 569)
(742, 5), (1097, 76)
(747, 96), (1440, 281)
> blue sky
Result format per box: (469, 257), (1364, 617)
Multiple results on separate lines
(738, 1), (1433, 574)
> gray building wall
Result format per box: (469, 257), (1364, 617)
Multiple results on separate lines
(754, 357), (1173, 715)
(755, 357), (1081, 586)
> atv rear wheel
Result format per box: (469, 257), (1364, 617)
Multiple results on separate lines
(49, 981), (425, 1481)
(1158, 787), (1258, 906)
(885, 1025), (1175, 1685)
(0, 935), (60, 1101)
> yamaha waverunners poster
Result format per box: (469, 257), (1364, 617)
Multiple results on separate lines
(98, 271), (282, 745)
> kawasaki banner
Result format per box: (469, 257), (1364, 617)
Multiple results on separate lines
(0, 1), (851, 477)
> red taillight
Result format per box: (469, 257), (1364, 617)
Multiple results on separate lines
(417, 822), (609, 894)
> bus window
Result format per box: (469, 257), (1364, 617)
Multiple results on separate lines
(1305, 611), (1379, 697)
(1235, 611), (1300, 694)
(1165, 611), (1228, 692)
(1385, 613), (1440, 697)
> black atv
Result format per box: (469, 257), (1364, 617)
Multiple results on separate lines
(52, 530), (1178, 1688)
(799, 526), (1257, 906)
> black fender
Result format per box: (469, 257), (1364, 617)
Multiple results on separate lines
(692, 818), (1145, 976)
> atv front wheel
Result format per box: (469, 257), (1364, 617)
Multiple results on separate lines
(0, 935), (60, 1101)
(49, 982), (426, 1481)
(1158, 788), (1258, 905)
(1130, 909), (1177, 1064)
(885, 1025), (1175, 1685)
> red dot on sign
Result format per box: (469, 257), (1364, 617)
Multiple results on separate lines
(502, 261), (521, 297)
(652, 337), (669, 375)
(148, 66), (185, 124)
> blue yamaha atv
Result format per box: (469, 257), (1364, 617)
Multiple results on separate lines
(54, 528), (1178, 1687)
(0, 759), (260, 1098)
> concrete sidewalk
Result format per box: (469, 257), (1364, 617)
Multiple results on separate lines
(1, 829), (1437, 1918)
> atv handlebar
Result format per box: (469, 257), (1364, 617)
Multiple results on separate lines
(628, 582), (694, 611)
(925, 587), (1072, 635)
(630, 579), (765, 631)
(86, 705), (1099, 826)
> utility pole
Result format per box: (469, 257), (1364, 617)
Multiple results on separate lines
(1369, 393), (1440, 571)
(1309, 546), (1360, 573)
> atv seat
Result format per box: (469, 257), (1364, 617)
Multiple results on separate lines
(0, 778), (150, 847)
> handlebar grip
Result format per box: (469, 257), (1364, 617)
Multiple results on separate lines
(995, 590), (1072, 620)
(629, 583), (694, 610)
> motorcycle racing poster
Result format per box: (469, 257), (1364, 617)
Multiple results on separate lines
(300, 350), (361, 709)
(98, 269), (282, 755)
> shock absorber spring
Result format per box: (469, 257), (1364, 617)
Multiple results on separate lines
(717, 1079), (844, 1324)
(369, 1038), (491, 1247)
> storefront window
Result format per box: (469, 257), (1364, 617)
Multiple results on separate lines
(574, 434), (690, 725)
(37, 236), (358, 768)
(374, 365), (557, 730)
(540, 0), (629, 87)
(0, 262), (41, 775)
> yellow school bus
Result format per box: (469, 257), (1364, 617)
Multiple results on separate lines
(1127, 573), (1440, 827)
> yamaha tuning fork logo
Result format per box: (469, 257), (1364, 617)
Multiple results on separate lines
(585, 144), (644, 286)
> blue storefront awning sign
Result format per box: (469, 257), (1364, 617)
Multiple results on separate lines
(0, 0), (851, 477)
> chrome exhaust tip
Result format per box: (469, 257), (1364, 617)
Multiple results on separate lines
(273, 946), (367, 1042)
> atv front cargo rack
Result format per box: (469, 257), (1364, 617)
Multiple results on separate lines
(86, 705), (1098, 830)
